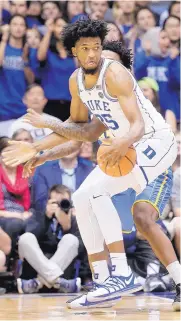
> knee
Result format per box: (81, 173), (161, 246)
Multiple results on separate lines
(133, 202), (156, 232)
(3, 242), (11, 255)
(0, 229), (11, 255)
(18, 232), (37, 248)
(60, 234), (79, 251)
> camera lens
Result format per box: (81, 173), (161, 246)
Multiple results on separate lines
(59, 199), (72, 214)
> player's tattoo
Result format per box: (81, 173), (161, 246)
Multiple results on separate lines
(43, 118), (90, 142)
(40, 141), (82, 161)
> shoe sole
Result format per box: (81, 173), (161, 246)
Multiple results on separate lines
(67, 295), (121, 309)
(87, 284), (143, 302)
(121, 284), (143, 296)
(17, 278), (23, 294)
(172, 302), (181, 312)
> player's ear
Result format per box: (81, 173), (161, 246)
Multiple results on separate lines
(72, 47), (77, 57)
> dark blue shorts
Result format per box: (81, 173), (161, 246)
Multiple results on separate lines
(112, 167), (173, 233)
(133, 167), (173, 217)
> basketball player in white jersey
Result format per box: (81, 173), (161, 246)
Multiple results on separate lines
(2, 20), (180, 310)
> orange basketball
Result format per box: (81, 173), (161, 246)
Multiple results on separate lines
(97, 143), (137, 177)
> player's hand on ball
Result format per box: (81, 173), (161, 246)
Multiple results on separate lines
(23, 109), (46, 128)
(2, 141), (37, 167)
(23, 156), (46, 178)
(98, 137), (129, 167)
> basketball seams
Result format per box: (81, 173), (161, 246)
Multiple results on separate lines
(125, 155), (135, 167)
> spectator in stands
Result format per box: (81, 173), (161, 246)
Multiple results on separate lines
(41, 1), (62, 22)
(32, 149), (95, 213)
(105, 22), (124, 43)
(37, 17), (76, 121)
(27, 1), (42, 18)
(9, 84), (59, 141)
(127, 7), (156, 55)
(112, 1), (124, 28)
(12, 129), (34, 143)
(163, 15), (180, 49)
(0, 137), (32, 252)
(138, 77), (160, 113)
(26, 28), (41, 49)
(163, 16), (180, 129)
(134, 28), (180, 131)
(10, 1), (27, 17)
(160, 1), (180, 27)
(17, 184), (83, 294)
(114, 0), (136, 35)
(0, 14), (35, 135)
(0, 227), (11, 272)
(0, 227), (11, 294)
(79, 142), (94, 161)
(89, 0), (108, 20)
(63, 1), (86, 23)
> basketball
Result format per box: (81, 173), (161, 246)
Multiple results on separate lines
(97, 142), (137, 177)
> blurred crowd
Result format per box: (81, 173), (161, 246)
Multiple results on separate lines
(0, 1), (180, 295)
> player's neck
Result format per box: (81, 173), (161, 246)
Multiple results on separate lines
(83, 58), (103, 90)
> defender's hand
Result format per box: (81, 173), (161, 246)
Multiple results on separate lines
(2, 141), (37, 167)
(23, 156), (46, 178)
(23, 109), (47, 128)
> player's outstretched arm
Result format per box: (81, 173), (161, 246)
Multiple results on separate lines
(24, 71), (107, 142)
(23, 140), (82, 178)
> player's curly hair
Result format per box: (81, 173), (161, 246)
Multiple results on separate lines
(62, 19), (108, 56)
(103, 41), (133, 70)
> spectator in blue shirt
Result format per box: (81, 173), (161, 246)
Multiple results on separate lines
(112, 1), (136, 35)
(134, 27), (180, 129)
(0, 15), (35, 123)
(31, 150), (95, 213)
(63, 1), (86, 23)
(10, 1), (28, 17)
(163, 15), (180, 50)
(41, 1), (62, 22)
(36, 17), (76, 121)
(160, 1), (180, 26)
(127, 7), (156, 55)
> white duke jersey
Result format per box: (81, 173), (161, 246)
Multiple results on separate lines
(77, 58), (169, 141)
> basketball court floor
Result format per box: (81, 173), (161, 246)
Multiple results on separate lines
(0, 291), (179, 321)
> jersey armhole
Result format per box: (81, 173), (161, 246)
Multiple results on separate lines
(103, 61), (136, 101)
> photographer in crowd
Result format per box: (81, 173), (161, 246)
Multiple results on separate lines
(17, 184), (87, 294)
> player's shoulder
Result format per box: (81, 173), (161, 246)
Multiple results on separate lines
(106, 61), (130, 81)
(69, 68), (81, 92)
(69, 68), (80, 82)
(105, 61), (133, 92)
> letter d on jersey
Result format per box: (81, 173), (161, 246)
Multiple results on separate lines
(143, 146), (156, 160)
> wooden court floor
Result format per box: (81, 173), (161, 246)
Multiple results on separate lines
(0, 292), (180, 321)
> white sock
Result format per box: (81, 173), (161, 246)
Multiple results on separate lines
(110, 253), (130, 277)
(92, 260), (110, 284)
(166, 261), (181, 285)
(147, 260), (160, 276)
